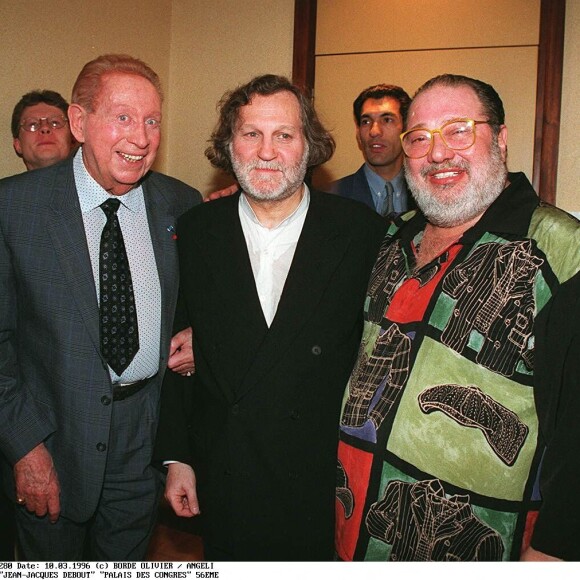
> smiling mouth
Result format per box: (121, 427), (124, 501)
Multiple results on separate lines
(119, 152), (145, 163)
(432, 170), (461, 179)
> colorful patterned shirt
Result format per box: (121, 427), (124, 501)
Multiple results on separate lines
(336, 172), (580, 561)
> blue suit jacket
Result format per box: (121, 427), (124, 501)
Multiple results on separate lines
(0, 158), (201, 521)
(329, 164), (416, 214)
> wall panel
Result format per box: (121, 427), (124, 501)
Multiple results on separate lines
(316, 0), (539, 54)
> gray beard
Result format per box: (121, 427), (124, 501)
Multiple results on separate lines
(404, 139), (508, 228)
(230, 143), (309, 203)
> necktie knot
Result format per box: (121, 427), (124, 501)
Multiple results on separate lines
(101, 198), (121, 218)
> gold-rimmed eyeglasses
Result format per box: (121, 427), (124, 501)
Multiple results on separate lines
(400, 118), (490, 159)
(19, 115), (68, 133)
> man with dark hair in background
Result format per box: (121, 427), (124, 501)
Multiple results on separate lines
(329, 83), (415, 218)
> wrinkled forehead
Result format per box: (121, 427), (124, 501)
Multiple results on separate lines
(237, 91), (302, 128)
(407, 84), (484, 129)
(94, 72), (162, 109)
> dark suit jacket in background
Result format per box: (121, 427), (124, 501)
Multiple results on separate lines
(155, 190), (387, 560)
(0, 158), (200, 522)
(329, 163), (416, 214)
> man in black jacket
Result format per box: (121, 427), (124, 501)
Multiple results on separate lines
(155, 74), (386, 561)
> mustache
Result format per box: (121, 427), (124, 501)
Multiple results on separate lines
(419, 160), (470, 178)
(244, 161), (285, 171)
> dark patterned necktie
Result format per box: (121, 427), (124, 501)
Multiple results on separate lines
(99, 198), (139, 375)
(384, 181), (395, 217)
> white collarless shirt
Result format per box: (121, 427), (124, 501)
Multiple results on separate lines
(238, 187), (310, 327)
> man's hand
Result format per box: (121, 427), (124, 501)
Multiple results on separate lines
(165, 462), (200, 517)
(204, 183), (238, 202)
(521, 546), (562, 561)
(168, 327), (194, 376)
(14, 443), (61, 523)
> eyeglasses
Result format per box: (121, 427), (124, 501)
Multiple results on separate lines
(400, 118), (490, 159)
(19, 116), (68, 133)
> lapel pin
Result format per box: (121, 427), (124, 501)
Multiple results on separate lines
(167, 225), (177, 240)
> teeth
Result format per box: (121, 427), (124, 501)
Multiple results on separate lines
(120, 152), (144, 162)
(434, 171), (459, 179)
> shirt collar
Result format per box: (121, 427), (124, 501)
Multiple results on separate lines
(74, 146), (144, 214)
(462, 171), (539, 242)
(239, 184), (310, 229)
(363, 164), (405, 193)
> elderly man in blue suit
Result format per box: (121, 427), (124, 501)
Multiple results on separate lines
(0, 54), (200, 561)
(329, 84), (415, 218)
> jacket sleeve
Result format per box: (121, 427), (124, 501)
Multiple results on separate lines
(0, 200), (56, 464)
(532, 270), (580, 560)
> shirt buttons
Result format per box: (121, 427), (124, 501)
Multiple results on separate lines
(311, 345), (322, 356)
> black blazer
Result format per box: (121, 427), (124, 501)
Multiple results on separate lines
(155, 190), (386, 560)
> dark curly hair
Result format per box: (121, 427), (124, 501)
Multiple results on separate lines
(205, 74), (335, 174)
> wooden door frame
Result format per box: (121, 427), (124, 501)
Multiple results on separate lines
(292, 0), (566, 203)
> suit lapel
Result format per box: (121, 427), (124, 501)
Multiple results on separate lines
(204, 196), (268, 332)
(237, 192), (350, 395)
(143, 176), (180, 355)
(46, 162), (102, 355)
(46, 167), (181, 364)
(193, 197), (268, 401)
(354, 165), (375, 209)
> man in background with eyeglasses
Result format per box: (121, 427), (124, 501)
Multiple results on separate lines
(335, 74), (580, 562)
(329, 84), (416, 219)
(11, 90), (77, 171)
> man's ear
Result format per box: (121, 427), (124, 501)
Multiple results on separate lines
(67, 104), (86, 144)
(497, 125), (508, 163)
(355, 124), (363, 153)
(13, 137), (23, 158)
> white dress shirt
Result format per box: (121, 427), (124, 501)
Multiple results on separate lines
(73, 148), (161, 383)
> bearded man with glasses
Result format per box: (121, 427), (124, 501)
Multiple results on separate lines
(11, 90), (77, 171)
(335, 74), (580, 562)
